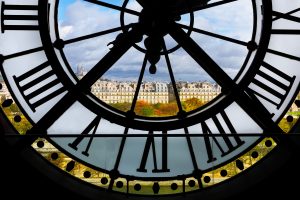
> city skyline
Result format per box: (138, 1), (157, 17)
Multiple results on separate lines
(90, 75), (221, 105)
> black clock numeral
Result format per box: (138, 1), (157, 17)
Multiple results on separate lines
(184, 127), (199, 172)
(137, 131), (170, 173)
(249, 62), (296, 109)
(1, 46), (44, 61)
(13, 61), (66, 112)
(272, 10), (300, 35)
(68, 116), (101, 157)
(267, 48), (300, 62)
(202, 111), (245, 163)
(268, 9), (300, 61)
(1, 2), (39, 33)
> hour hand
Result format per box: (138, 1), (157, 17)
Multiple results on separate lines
(171, 0), (236, 15)
(137, 0), (209, 10)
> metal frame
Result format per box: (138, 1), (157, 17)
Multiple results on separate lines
(1, 0), (300, 199)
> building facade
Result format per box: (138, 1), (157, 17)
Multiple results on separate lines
(91, 79), (221, 104)
(169, 81), (222, 104)
(91, 80), (169, 104)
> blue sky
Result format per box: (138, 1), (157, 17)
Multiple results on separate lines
(58, 0), (253, 82)
(58, 0), (123, 19)
(58, 0), (75, 21)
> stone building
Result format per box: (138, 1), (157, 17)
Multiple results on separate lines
(91, 80), (169, 104)
(91, 79), (221, 104)
(169, 81), (222, 103)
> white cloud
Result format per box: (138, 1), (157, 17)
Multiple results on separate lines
(58, 0), (255, 82)
(59, 25), (73, 38)
(59, 0), (120, 39)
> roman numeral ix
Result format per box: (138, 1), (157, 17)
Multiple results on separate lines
(272, 9), (300, 35)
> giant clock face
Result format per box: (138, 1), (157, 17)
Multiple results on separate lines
(1, 0), (300, 199)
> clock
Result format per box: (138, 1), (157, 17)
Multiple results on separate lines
(1, 0), (300, 199)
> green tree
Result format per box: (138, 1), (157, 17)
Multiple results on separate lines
(141, 106), (154, 116)
(134, 100), (154, 117)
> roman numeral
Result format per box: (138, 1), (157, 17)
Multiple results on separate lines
(1, 2), (39, 33)
(137, 131), (170, 173)
(267, 48), (300, 62)
(184, 127), (199, 171)
(249, 62), (296, 109)
(267, 8), (300, 62)
(202, 111), (245, 163)
(1, 47), (44, 61)
(272, 9), (300, 35)
(13, 61), (66, 112)
(68, 116), (101, 157)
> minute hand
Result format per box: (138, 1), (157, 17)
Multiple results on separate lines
(78, 25), (143, 90)
(168, 22), (234, 91)
(28, 25), (144, 135)
(172, 0), (237, 15)
(168, 23), (283, 134)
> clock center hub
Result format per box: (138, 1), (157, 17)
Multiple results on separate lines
(139, 8), (176, 37)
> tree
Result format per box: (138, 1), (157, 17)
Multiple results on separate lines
(158, 102), (178, 116)
(134, 100), (154, 117)
(109, 102), (131, 112)
(182, 98), (204, 112)
(140, 106), (154, 116)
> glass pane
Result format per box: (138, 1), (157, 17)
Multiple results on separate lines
(57, 0), (257, 117)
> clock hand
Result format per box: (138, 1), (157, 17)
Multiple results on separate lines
(78, 26), (143, 89)
(137, 0), (236, 15)
(136, 0), (169, 8)
(63, 24), (133, 45)
(169, 24), (234, 90)
(168, 23), (284, 134)
(84, 0), (140, 16)
(172, 0), (237, 15)
(177, 23), (248, 47)
(28, 25), (144, 135)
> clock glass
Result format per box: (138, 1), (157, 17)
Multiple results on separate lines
(1, 0), (300, 198)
